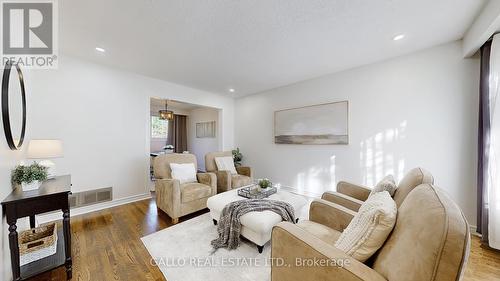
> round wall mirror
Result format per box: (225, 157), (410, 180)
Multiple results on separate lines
(2, 61), (26, 150)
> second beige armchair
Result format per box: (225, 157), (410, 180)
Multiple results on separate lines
(322, 167), (434, 212)
(205, 151), (252, 193)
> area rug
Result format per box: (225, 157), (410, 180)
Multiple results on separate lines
(141, 213), (272, 281)
(141, 197), (311, 281)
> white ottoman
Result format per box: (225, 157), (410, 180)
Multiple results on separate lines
(207, 188), (308, 252)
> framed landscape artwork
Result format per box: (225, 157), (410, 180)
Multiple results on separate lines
(274, 101), (348, 145)
(196, 121), (216, 138)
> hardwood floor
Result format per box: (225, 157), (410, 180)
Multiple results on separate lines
(29, 196), (206, 281)
(464, 234), (500, 281)
(29, 196), (500, 281)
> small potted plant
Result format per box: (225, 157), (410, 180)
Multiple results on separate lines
(232, 148), (243, 167)
(11, 163), (48, 191)
(258, 178), (272, 189)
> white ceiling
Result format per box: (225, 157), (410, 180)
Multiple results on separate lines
(60, 0), (486, 97)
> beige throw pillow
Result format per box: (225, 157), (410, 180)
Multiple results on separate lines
(370, 175), (397, 197)
(334, 191), (397, 262)
(170, 163), (197, 184)
(215, 156), (237, 174)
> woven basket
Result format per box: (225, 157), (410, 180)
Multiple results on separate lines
(18, 223), (58, 266)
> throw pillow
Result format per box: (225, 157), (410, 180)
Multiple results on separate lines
(170, 163), (197, 184)
(215, 156), (237, 174)
(334, 191), (397, 262)
(370, 175), (397, 197)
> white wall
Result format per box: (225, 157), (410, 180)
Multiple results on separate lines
(235, 41), (479, 225)
(1, 55), (235, 280)
(187, 107), (220, 171)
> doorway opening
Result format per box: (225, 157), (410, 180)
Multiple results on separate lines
(149, 98), (221, 189)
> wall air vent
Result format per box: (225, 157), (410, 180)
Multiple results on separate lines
(68, 187), (113, 208)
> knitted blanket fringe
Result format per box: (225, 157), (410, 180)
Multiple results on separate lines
(211, 199), (296, 252)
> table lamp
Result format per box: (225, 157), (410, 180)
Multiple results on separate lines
(27, 139), (64, 178)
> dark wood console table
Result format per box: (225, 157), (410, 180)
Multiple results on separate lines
(1, 175), (72, 280)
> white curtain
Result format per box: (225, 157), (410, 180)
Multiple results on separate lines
(488, 34), (500, 249)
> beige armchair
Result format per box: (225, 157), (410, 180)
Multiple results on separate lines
(153, 153), (216, 224)
(205, 151), (252, 193)
(322, 167), (434, 212)
(271, 183), (470, 281)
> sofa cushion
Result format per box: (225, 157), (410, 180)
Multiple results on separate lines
(231, 174), (252, 188)
(334, 191), (397, 262)
(296, 220), (342, 245)
(181, 183), (212, 203)
(370, 175), (397, 197)
(393, 167), (433, 207)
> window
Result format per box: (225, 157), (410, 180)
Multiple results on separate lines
(151, 116), (168, 138)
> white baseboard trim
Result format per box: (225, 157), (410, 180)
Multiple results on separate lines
(37, 193), (152, 224)
(279, 185), (323, 199)
(470, 225), (481, 237)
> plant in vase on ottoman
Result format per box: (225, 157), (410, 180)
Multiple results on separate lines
(258, 178), (272, 189)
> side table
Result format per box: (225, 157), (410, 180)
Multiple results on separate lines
(1, 175), (72, 280)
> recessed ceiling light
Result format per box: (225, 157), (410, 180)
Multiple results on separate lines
(393, 34), (405, 41)
(229, 88), (235, 93)
(95, 47), (106, 53)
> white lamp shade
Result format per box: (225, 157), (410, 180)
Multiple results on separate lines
(27, 140), (64, 159)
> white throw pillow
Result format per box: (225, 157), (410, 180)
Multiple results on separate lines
(370, 175), (397, 197)
(170, 163), (197, 184)
(334, 191), (397, 262)
(214, 156), (237, 175)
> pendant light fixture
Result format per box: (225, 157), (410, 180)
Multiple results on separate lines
(159, 99), (174, 121)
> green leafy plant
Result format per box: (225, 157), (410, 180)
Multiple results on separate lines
(258, 178), (272, 189)
(232, 148), (243, 167)
(11, 163), (48, 185)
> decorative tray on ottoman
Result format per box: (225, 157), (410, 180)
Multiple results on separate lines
(238, 185), (277, 199)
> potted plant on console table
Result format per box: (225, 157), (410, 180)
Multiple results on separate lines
(11, 163), (48, 191)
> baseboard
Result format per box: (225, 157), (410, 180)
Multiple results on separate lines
(279, 185), (323, 198)
(470, 225), (481, 237)
(37, 193), (152, 224)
